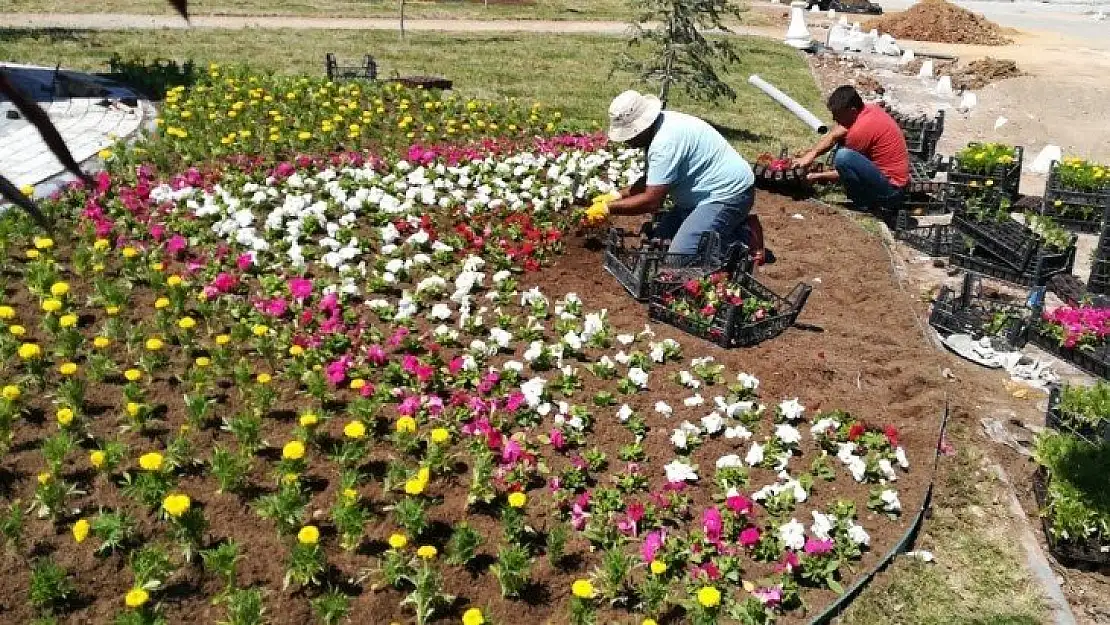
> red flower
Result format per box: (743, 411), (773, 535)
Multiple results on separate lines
(883, 425), (900, 448)
(848, 423), (866, 441)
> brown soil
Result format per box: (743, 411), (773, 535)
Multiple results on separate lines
(0, 192), (946, 624)
(900, 57), (958, 78)
(952, 57), (1022, 90)
(864, 0), (1011, 46)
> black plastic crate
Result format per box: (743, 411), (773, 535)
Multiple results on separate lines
(894, 216), (954, 257)
(1032, 468), (1110, 565)
(325, 53), (377, 81)
(648, 271), (811, 348)
(1041, 160), (1110, 233)
(946, 145), (1024, 201)
(950, 243), (1075, 288)
(1029, 325), (1110, 379)
(928, 273), (1043, 348)
(901, 159), (948, 216)
(1044, 385), (1110, 445)
(880, 103), (945, 163)
(603, 229), (738, 302)
(951, 212), (1044, 271)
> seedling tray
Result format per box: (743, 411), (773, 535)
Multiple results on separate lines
(946, 145), (1024, 201)
(604, 228), (739, 302)
(881, 105), (945, 163)
(1032, 468), (1110, 565)
(951, 213), (1044, 271)
(1041, 160), (1110, 233)
(1084, 219), (1110, 295)
(1043, 386), (1110, 445)
(950, 243), (1075, 288)
(894, 219), (954, 257)
(648, 271), (811, 348)
(1028, 325), (1110, 380)
(928, 273), (1042, 348)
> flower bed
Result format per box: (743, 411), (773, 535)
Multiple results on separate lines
(648, 271), (811, 348)
(1045, 383), (1110, 444)
(1032, 435), (1110, 566)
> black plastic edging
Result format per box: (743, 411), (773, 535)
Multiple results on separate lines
(808, 400), (950, 625)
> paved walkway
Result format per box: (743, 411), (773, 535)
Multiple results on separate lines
(0, 63), (149, 194)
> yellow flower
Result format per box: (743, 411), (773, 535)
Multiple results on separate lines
(124, 369), (142, 382)
(299, 413), (319, 427)
(430, 428), (450, 444)
(33, 237), (54, 250)
(56, 408), (74, 426)
(396, 416), (417, 434)
(17, 343), (41, 359)
(162, 493), (191, 517)
(571, 579), (595, 599)
(298, 131), (312, 140)
(20, 184), (35, 196)
(106, 306), (120, 316)
(642, 620), (659, 625)
(92, 336), (112, 349)
(215, 334), (231, 345)
(99, 148), (113, 160)
(59, 314), (78, 328)
(42, 298), (62, 313)
(349, 378), (366, 390)
(985, 179), (994, 187)
(72, 518), (90, 543)
(126, 402), (141, 417)
(417, 545), (437, 560)
(282, 440), (305, 461)
(388, 533), (409, 549)
(462, 608), (485, 625)
(256, 373), (272, 384)
(122, 247), (138, 259)
(154, 297), (170, 309)
(0, 305), (13, 319)
(697, 586), (721, 608)
(9, 325), (26, 337)
(1, 385), (20, 401)
(650, 560), (667, 575)
(125, 587), (149, 608)
(145, 338), (164, 351)
(342, 488), (358, 500)
(37, 471), (52, 484)
(25, 249), (40, 260)
(93, 238), (110, 251)
(58, 362), (78, 376)
(50, 282), (70, 297)
(404, 477), (426, 495)
(508, 492), (527, 508)
(90, 450), (105, 469)
(298, 525), (320, 545)
(289, 345), (305, 356)
(139, 452), (164, 471)
(167, 275), (183, 287)
(177, 317), (196, 330)
(343, 421), (366, 440)
(252, 324), (269, 337)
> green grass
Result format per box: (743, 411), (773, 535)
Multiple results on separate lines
(0, 28), (824, 158)
(840, 422), (1046, 625)
(4, 0), (645, 20)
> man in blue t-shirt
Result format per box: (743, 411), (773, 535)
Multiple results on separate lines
(595, 90), (758, 258)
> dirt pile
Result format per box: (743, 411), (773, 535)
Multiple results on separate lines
(952, 57), (1021, 90)
(864, 0), (1011, 46)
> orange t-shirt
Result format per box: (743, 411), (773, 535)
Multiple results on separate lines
(843, 104), (910, 188)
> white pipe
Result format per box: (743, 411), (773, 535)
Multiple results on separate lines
(748, 75), (828, 135)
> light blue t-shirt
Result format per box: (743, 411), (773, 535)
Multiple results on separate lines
(646, 111), (755, 210)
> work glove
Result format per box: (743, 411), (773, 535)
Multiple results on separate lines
(584, 199), (610, 226)
(590, 190), (622, 205)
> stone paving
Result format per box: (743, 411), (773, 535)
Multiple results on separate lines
(0, 62), (151, 197)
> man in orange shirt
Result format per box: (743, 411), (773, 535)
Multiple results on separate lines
(793, 85), (910, 213)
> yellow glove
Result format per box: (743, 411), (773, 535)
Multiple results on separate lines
(584, 200), (610, 226)
(591, 190), (622, 205)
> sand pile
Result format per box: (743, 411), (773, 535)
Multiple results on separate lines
(864, 0), (1011, 46)
(952, 57), (1021, 89)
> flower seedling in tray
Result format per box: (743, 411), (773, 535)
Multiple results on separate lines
(1045, 383), (1110, 444)
(951, 190), (1075, 273)
(1032, 433), (1110, 565)
(602, 228), (749, 301)
(752, 151), (824, 195)
(1029, 303), (1110, 379)
(947, 142), (1023, 200)
(1041, 158), (1110, 232)
(648, 270), (811, 348)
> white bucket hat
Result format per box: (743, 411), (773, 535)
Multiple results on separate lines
(607, 90), (663, 143)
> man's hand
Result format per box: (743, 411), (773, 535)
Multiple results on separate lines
(584, 199), (610, 226)
(793, 152), (816, 169)
(591, 190), (622, 205)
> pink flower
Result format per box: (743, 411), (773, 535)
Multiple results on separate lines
(448, 357), (465, 375)
(702, 507), (723, 543)
(642, 530), (665, 562)
(501, 439), (523, 465)
(739, 526), (761, 547)
(367, 344), (387, 366)
(236, 253), (254, 271)
(550, 429), (565, 450)
(212, 272), (237, 293)
(775, 551), (799, 574)
(288, 277), (313, 300)
(726, 493), (754, 516)
(753, 585), (783, 607)
(803, 538), (834, 555)
(166, 234), (187, 255)
(324, 357), (350, 385)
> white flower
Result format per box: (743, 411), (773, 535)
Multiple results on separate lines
(715, 454), (742, 469)
(810, 511), (833, 540)
(745, 442), (764, 466)
(724, 425), (752, 440)
(881, 489), (901, 512)
(664, 460), (698, 483)
(847, 522), (871, 546)
(489, 328), (513, 350)
(649, 344), (665, 363)
(582, 312), (605, 340)
(655, 401), (673, 416)
(492, 270), (511, 283)
(616, 404), (633, 422)
(614, 351), (631, 365)
(616, 334), (635, 345)
(627, 367), (649, 389)
(836, 442), (858, 463)
(775, 424), (802, 446)
(678, 371), (701, 389)
(810, 417), (840, 438)
(670, 428), (689, 450)
(429, 303), (452, 320)
(520, 377), (546, 408)
(779, 519), (806, 551)
(562, 331), (583, 351)
(502, 360), (524, 373)
(521, 287), (547, 308)
(737, 372), (760, 390)
(683, 394), (704, 407)
(778, 398), (805, 421)
(523, 341), (543, 363)
(895, 447), (910, 470)
(847, 456), (867, 482)
(701, 412), (724, 435)
(878, 459), (897, 482)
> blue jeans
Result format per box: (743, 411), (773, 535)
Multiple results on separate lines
(654, 187), (756, 258)
(834, 148), (904, 211)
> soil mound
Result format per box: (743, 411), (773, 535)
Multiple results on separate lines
(864, 0), (1011, 46)
(952, 57), (1021, 90)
